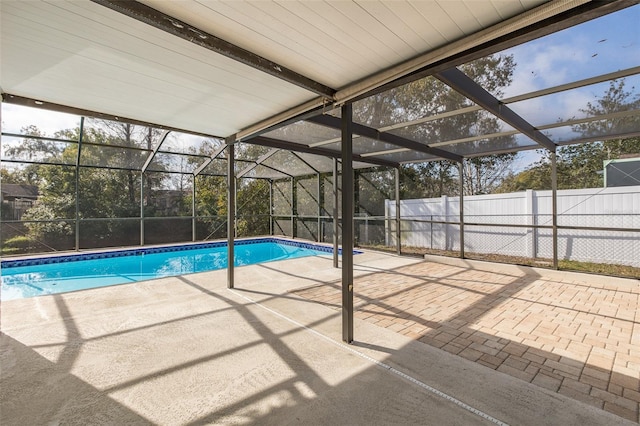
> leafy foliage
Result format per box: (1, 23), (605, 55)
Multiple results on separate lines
(22, 194), (75, 245)
(3, 122), (158, 249)
(237, 179), (270, 237)
(354, 54), (518, 197)
(497, 79), (640, 191)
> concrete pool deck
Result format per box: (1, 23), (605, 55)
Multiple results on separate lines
(1, 249), (637, 425)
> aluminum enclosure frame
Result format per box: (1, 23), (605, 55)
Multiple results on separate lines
(2, 0), (639, 345)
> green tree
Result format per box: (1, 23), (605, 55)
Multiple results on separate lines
(21, 194), (74, 246)
(1, 167), (27, 184)
(354, 54), (518, 197)
(496, 161), (551, 192)
(463, 154), (517, 195)
(497, 79), (640, 192)
(400, 161), (457, 198)
(5, 121), (173, 249)
(558, 79), (640, 188)
(237, 178), (270, 237)
(356, 168), (394, 216)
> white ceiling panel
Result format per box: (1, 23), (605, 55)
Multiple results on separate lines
(1, 0), (316, 137)
(139, 0), (387, 88)
(2, 0), (558, 143)
(355, 1), (442, 51)
(142, 0), (547, 90)
(488, 1), (534, 20)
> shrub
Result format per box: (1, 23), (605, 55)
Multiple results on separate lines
(2, 235), (36, 254)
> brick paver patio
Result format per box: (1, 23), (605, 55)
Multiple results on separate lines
(293, 260), (640, 422)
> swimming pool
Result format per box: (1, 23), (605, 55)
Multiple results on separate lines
(0, 238), (349, 300)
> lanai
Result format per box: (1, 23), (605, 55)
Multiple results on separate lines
(2, 0), (639, 344)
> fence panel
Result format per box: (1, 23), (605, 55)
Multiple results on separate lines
(387, 186), (640, 267)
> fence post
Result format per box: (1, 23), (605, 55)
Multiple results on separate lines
(430, 215), (434, 249)
(442, 195), (449, 250)
(459, 162), (464, 259)
(551, 151), (559, 269)
(526, 189), (536, 258)
(395, 167), (401, 255)
(385, 199), (390, 246)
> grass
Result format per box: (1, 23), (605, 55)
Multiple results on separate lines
(357, 244), (640, 280)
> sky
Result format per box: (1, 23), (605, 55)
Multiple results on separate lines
(501, 5), (639, 126)
(2, 4), (639, 172)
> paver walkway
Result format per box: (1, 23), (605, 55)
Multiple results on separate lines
(293, 259), (640, 422)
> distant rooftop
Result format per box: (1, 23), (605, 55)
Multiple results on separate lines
(0, 184), (39, 200)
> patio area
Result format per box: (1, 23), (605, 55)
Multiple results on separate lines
(1, 249), (637, 425)
(2, 2), (639, 424)
(294, 255), (640, 422)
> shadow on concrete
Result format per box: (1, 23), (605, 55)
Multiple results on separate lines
(1, 259), (636, 425)
(0, 295), (153, 424)
(1, 277), (488, 425)
(292, 261), (640, 422)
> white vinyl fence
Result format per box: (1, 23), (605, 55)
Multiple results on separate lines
(386, 186), (640, 267)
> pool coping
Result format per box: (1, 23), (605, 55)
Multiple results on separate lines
(0, 237), (362, 269)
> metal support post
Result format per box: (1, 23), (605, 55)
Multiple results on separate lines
(333, 158), (339, 269)
(354, 170), (359, 246)
(341, 104), (354, 344)
(235, 177), (238, 234)
(75, 117), (84, 251)
(139, 130), (170, 246)
(459, 161), (465, 259)
(395, 167), (401, 255)
(269, 180), (273, 236)
(317, 173), (322, 242)
(140, 173), (145, 245)
(192, 175), (197, 241)
(291, 177), (296, 238)
(551, 151), (558, 269)
(227, 139), (236, 288)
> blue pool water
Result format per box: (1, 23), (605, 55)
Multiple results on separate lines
(0, 238), (339, 300)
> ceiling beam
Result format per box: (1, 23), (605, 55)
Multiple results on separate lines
(236, 148), (280, 179)
(90, 0), (336, 99)
(307, 114), (462, 163)
(365, 66), (640, 136)
(233, 1), (628, 142)
(1, 94), (219, 139)
(557, 130), (640, 147)
(435, 67), (556, 152)
(256, 163), (294, 179)
(237, 102), (333, 142)
(193, 143), (228, 176)
(141, 131), (171, 173)
(249, 136), (398, 169)
(306, 66), (640, 152)
(291, 152), (320, 175)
